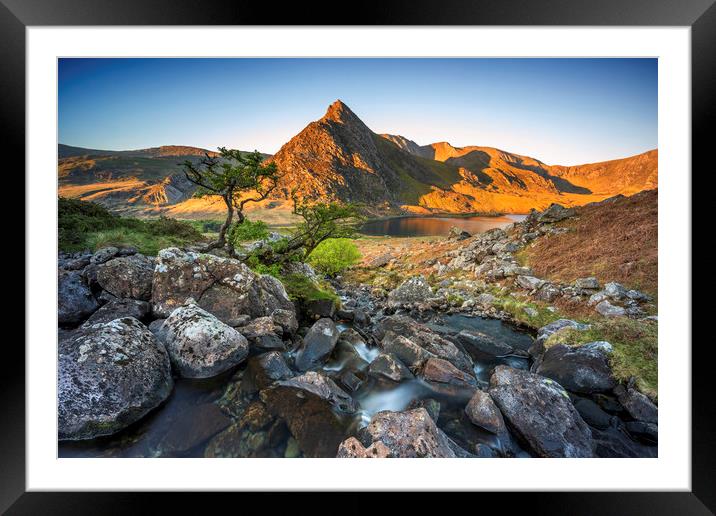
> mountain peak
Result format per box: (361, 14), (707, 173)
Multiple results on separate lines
(323, 99), (360, 124)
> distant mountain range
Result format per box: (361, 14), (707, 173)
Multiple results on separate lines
(58, 100), (657, 218)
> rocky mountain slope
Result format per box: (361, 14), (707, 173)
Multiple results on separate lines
(58, 101), (657, 218)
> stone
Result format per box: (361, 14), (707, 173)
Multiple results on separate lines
(336, 437), (392, 458)
(260, 371), (357, 457)
(457, 329), (513, 357)
(151, 247), (294, 325)
(271, 308), (299, 336)
(305, 298), (337, 320)
(81, 299), (150, 327)
(58, 270), (99, 325)
(90, 246), (119, 265)
(237, 316), (285, 351)
(575, 277), (600, 290)
(488, 366), (593, 457)
(246, 351), (294, 390)
(595, 300), (626, 317)
(381, 332), (435, 368)
(588, 291), (609, 306)
(604, 282), (628, 300)
(536, 342), (616, 394)
(572, 397), (613, 430)
(614, 385), (658, 423)
(534, 283), (561, 302)
(447, 226), (471, 241)
(58, 317), (173, 440)
(536, 319), (591, 344)
(516, 275), (545, 290)
(465, 389), (507, 435)
(419, 357), (477, 389)
(624, 421), (658, 444)
(387, 275), (432, 308)
(162, 303), (249, 378)
(359, 408), (456, 458)
(538, 204), (575, 223)
(366, 252), (395, 268)
(475, 293), (496, 306)
(368, 353), (414, 382)
(96, 254), (154, 301)
(294, 318), (340, 371)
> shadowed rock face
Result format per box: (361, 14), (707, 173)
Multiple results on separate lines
(151, 247), (294, 325)
(488, 366), (593, 458)
(97, 254), (155, 301)
(536, 342), (616, 394)
(58, 270), (99, 325)
(58, 317), (173, 440)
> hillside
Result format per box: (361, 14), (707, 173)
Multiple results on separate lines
(57, 101), (658, 218)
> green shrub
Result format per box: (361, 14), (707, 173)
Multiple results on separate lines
(307, 238), (362, 276)
(227, 219), (270, 246)
(280, 273), (340, 307)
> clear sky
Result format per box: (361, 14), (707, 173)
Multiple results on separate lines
(58, 58), (657, 166)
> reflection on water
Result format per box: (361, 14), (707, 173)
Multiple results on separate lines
(360, 214), (527, 237)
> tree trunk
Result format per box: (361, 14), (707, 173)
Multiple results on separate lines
(204, 196), (233, 251)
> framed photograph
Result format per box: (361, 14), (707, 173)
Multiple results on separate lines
(6, 0), (711, 512)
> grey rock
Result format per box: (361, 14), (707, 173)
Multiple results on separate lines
(387, 275), (432, 308)
(457, 329), (513, 356)
(368, 353), (414, 382)
(81, 299), (150, 327)
(516, 275), (545, 290)
(271, 308), (299, 336)
(162, 303), (249, 378)
(247, 351), (294, 390)
(58, 270), (99, 325)
(237, 316), (285, 351)
(614, 385), (658, 423)
(536, 342), (616, 394)
(465, 389), (507, 435)
(595, 300), (626, 317)
(90, 246), (119, 265)
(58, 317), (173, 440)
(419, 357), (477, 389)
(448, 226), (471, 241)
(295, 318), (340, 371)
(538, 204), (575, 223)
(97, 254), (154, 301)
(489, 366), (593, 457)
(575, 277), (600, 290)
(604, 282), (628, 300)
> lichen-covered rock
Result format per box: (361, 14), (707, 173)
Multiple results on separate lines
(595, 300), (626, 317)
(360, 408), (456, 458)
(538, 204), (575, 223)
(151, 247), (294, 325)
(575, 277), (600, 290)
(516, 275), (545, 291)
(81, 299), (150, 327)
(464, 389), (507, 436)
(614, 384), (658, 423)
(58, 270), (99, 325)
(294, 318), (340, 371)
(488, 366), (593, 457)
(260, 371), (357, 457)
(58, 317), (173, 440)
(272, 308), (299, 336)
(536, 342), (616, 394)
(368, 353), (413, 382)
(90, 246), (119, 265)
(387, 275), (432, 308)
(97, 254), (154, 301)
(162, 303), (249, 378)
(604, 281), (628, 300)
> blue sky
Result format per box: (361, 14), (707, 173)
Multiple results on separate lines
(58, 58), (657, 165)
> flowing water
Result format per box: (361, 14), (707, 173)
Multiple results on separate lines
(359, 214), (527, 237)
(58, 310), (536, 458)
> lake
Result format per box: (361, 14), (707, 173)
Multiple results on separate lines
(359, 214), (527, 237)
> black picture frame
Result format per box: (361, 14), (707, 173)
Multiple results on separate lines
(4, 0), (710, 513)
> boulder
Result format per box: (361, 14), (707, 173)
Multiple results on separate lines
(572, 397), (613, 430)
(368, 353), (414, 382)
(488, 366), (593, 457)
(419, 357), (477, 389)
(162, 303), (249, 378)
(536, 319), (591, 344)
(151, 247), (294, 325)
(614, 385), (658, 423)
(294, 318), (340, 371)
(90, 246), (119, 265)
(260, 371), (357, 457)
(381, 331), (435, 368)
(376, 316), (473, 374)
(457, 329), (513, 357)
(588, 291), (609, 306)
(536, 342), (616, 394)
(575, 277), (600, 290)
(81, 299), (150, 327)
(96, 254), (154, 301)
(58, 317), (173, 440)
(465, 389), (507, 435)
(516, 275), (545, 291)
(305, 298), (337, 320)
(337, 437), (391, 458)
(387, 275), (432, 308)
(366, 252), (395, 268)
(359, 408), (456, 458)
(604, 282), (628, 300)
(246, 351), (294, 390)
(237, 316), (285, 351)
(538, 204), (575, 223)
(58, 270), (99, 325)
(595, 300), (626, 317)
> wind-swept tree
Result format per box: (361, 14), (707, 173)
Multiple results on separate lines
(181, 147), (278, 253)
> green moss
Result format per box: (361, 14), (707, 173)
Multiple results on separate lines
(491, 294), (561, 329)
(279, 273), (341, 308)
(544, 318), (658, 399)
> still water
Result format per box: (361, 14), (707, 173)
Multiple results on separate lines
(359, 214), (527, 237)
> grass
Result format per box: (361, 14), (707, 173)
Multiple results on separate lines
(544, 318), (658, 400)
(59, 197), (204, 255)
(491, 294), (562, 329)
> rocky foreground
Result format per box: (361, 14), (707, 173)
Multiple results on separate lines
(58, 203), (658, 458)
